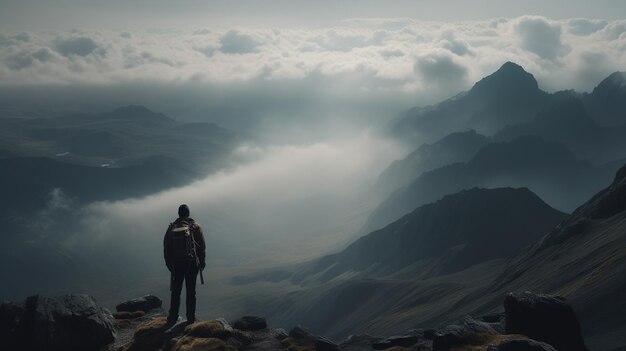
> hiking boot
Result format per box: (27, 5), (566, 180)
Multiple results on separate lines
(165, 315), (179, 327)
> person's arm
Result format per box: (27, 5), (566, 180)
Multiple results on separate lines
(195, 224), (206, 268)
(163, 225), (173, 271)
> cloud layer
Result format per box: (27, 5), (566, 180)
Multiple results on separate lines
(1, 16), (625, 98)
(70, 132), (402, 268)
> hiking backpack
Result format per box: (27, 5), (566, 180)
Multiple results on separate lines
(169, 222), (197, 262)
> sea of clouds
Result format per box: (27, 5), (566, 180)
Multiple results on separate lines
(0, 16), (624, 99)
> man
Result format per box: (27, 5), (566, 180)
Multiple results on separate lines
(163, 204), (206, 324)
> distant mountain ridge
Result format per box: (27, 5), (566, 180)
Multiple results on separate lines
(392, 62), (626, 144)
(227, 164), (626, 350)
(494, 97), (626, 164)
(296, 187), (567, 282)
(376, 130), (489, 196)
(392, 62), (551, 142)
(0, 105), (234, 168)
(366, 135), (616, 233)
(583, 71), (626, 126)
(231, 186), (567, 339)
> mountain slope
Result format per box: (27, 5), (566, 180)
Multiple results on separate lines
(225, 165), (626, 351)
(582, 71), (626, 126)
(365, 136), (618, 232)
(377, 130), (489, 196)
(494, 97), (626, 164)
(392, 62), (551, 142)
(455, 163), (626, 351)
(0, 105), (237, 216)
(0, 105), (235, 170)
(229, 187), (566, 336)
(296, 187), (567, 282)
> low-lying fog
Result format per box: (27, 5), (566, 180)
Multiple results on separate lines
(76, 130), (404, 270)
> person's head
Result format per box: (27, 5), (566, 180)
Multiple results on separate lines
(178, 204), (190, 218)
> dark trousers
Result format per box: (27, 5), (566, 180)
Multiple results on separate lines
(169, 260), (198, 321)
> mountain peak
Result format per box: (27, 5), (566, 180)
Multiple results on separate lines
(334, 186), (566, 277)
(593, 71), (626, 93)
(470, 61), (539, 97)
(500, 61), (526, 72)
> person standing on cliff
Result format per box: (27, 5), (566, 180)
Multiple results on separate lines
(163, 204), (206, 324)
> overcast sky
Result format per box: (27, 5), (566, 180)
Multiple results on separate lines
(1, 1), (626, 30)
(0, 1), (625, 123)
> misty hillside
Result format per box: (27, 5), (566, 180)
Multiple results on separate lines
(379, 65), (626, 219)
(454, 162), (626, 351)
(0, 105), (234, 170)
(392, 63), (626, 144)
(229, 187), (566, 335)
(494, 97), (626, 164)
(366, 135), (617, 232)
(297, 187), (566, 281)
(0, 156), (193, 215)
(582, 71), (626, 126)
(0, 105), (237, 214)
(224, 163), (626, 351)
(392, 62), (552, 142)
(376, 130), (489, 196)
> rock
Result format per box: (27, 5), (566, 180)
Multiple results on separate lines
(285, 325), (339, 351)
(116, 295), (162, 313)
(233, 315), (268, 331)
(185, 320), (232, 339)
(432, 325), (465, 350)
(274, 328), (288, 339)
(480, 312), (506, 333)
(125, 316), (170, 351)
(489, 338), (558, 351)
(372, 335), (420, 350)
(172, 336), (234, 351)
(316, 335), (340, 351)
(432, 317), (497, 351)
(0, 294), (116, 351)
(340, 334), (381, 351)
(114, 311), (146, 319)
(462, 315), (498, 334)
(504, 292), (588, 351)
(245, 337), (289, 351)
(422, 329), (436, 339)
(289, 325), (312, 339)
(216, 318), (235, 334)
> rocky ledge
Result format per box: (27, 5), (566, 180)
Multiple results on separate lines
(0, 291), (589, 351)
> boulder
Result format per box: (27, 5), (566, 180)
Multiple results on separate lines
(245, 337), (289, 351)
(116, 295), (162, 313)
(172, 336), (234, 351)
(233, 315), (267, 331)
(316, 335), (340, 351)
(340, 334), (381, 351)
(432, 317), (497, 351)
(489, 338), (558, 351)
(285, 325), (339, 351)
(372, 335), (420, 350)
(0, 294), (115, 351)
(480, 312), (506, 333)
(504, 292), (588, 351)
(185, 320), (232, 339)
(432, 325), (466, 350)
(114, 311), (146, 319)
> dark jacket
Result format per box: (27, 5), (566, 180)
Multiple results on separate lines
(163, 217), (206, 268)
